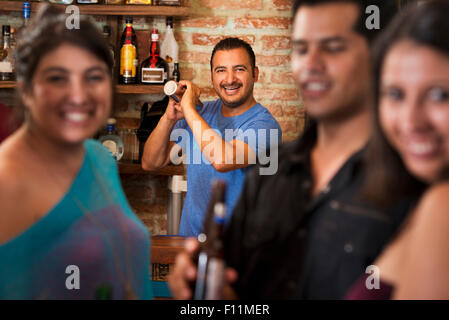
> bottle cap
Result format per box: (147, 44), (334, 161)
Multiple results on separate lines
(125, 17), (133, 24)
(151, 28), (159, 41)
(107, 118), (117, 125)
(166, 17), (173, 28)
(2, 25), (10, 36)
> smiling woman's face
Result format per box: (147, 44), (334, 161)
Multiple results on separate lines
(379, 40), (449, 183)
(21, 43), (112, 145)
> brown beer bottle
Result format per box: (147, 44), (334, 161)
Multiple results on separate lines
(193, 180), (227, 300)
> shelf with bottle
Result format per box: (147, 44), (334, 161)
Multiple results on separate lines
(118, 161), (185, 175)
(0, 81), (165, 94)
(0, 1), (189, 16)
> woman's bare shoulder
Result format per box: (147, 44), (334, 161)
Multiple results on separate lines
(409, 182), (449, 236)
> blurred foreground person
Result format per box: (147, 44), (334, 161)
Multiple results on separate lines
(168, 0), (414, 299)
(346, 0), (449, 299)
(0, 5), (152, 299)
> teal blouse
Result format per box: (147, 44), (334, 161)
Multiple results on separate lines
(0, 140), (152, 299)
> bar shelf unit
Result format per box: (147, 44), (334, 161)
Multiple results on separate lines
(0, 1), (189, 17)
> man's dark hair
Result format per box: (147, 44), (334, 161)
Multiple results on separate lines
(292, 0), (399, 45)
(210, 37), (256, 76)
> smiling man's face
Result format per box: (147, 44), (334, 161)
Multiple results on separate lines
(291, 2), (372, 121)
(211, 47), (259, 110)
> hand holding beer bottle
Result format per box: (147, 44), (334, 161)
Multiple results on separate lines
(168, 180), (238, 300)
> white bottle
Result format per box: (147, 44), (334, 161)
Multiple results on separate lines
(160, 17), (178, 80)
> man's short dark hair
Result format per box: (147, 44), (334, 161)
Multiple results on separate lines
(292, 0), (398, 44)
(210, 37), (256, 76)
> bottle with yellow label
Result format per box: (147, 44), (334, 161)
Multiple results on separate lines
(119, 18), (138, 84)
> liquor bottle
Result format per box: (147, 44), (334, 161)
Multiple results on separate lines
(119, 18), (138, 84)
(99, 118), (124, 161)
(194, 180), (227, 300)
(120, 17), (138, 49)
(172, 62), (180, 82)
(0, 26), (15, 81)
(140, 29), (168, 84)
(102, 25), (115, 70)
(17, 2), (31, 37)
(160, 17), (178, 80)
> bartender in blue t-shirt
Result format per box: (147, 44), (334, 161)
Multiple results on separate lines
(141, 37), (282, 236)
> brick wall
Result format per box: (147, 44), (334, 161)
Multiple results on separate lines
(0, 0), (304, 235)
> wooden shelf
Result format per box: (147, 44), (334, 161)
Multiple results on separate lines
(151, 235), (185, 264)
(0, 81), (165, 94)
(0, 81), (16, 89)
(0, 1), (189, 16)
(118, 161), (185, 175)
(116, 84), (164, 94)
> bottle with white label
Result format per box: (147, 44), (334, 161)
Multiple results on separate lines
(140, 29), (168, 84)
(160, 17), (178, 80)
(99, 118), (124, 161)
(0, 26), (14, 81)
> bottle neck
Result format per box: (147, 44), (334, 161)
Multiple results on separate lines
(125, 27), (132, 44)
(3, 35), (10, 48)
(107, 124), (115, 134)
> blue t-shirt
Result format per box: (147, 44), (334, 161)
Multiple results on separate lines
(0, 140), (152, 299)
(171, 99), (282, 236)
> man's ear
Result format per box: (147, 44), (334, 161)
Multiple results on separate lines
(253, 66), (259, 82)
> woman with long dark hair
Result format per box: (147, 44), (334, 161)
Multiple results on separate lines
(347, 0), (449, 299)
(0, 5), (152, 299)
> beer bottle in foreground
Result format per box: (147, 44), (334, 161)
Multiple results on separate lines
(194, 180), (227, 300)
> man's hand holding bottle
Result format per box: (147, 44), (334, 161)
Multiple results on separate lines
(168, 237), (239, 300)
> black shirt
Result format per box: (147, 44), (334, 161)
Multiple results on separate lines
(224, 123), (416, 299)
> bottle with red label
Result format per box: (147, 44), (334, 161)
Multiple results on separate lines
(140, 29), (169, 84)
(119, 18), (138, 84)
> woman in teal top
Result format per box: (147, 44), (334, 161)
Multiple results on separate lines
(0, 5), (152, 299)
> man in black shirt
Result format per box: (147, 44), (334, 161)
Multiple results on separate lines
(168, 0), (411, 299)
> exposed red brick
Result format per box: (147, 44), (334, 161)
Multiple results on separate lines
(180, 66), (195, 81)
(179, 50), (211, 64)
(234, 17), (290, 30)
(200, 87), (218, 99)
(271, 71), (295, 85)
(265, 104), (284, 117)
(278, 119), (299, 134)
(192, 33), (255, 46)
(180, 17), (227, 28)
(254, 88), (299, 101)
(122, 184), (155, 201)
(270, 0), (292, 11)
(283, 104), (304, 117)
(257, 54), (290, 67)
(197, 0), (262, 10)
(261, 35), (291, 49)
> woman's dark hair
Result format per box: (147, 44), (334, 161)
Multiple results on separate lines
(15, 4), (113, 92)
(363, 1), (449, 206)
